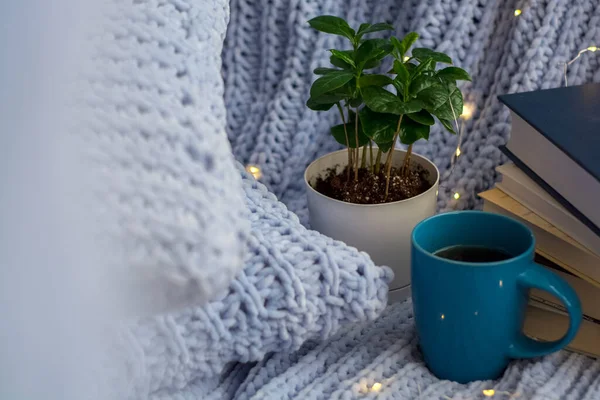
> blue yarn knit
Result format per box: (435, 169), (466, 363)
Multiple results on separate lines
(30, 0), (600, 398)
(222, 0), (600, 226)
(119, 165), (392, 399)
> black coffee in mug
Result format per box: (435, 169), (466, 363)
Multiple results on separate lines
(434, 245), (513, 263)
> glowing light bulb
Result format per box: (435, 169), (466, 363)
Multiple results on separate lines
(441, 314), (445, 320)
(588, 46), (598, 52)
(461, 102), (475, 120)
(514, 9), (522, 16)
(371, 382), (382, 392)
(246, 164), (262, 180)
(403, 56), (410, 62)
(455, 147), (461, 157)
(483, 389), (496, 397)
(453, 192), (460, 200)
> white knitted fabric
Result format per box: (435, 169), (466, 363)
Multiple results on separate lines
(117, 164), (392, 399)
(77, 0), (249, 314)
(222, 0), (600, 226)
(228, 299), (600, 400)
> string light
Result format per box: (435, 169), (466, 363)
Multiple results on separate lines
(461, 102), (475, 120)
(514, 9), (522, 16)
(404, 56), (410, 62)
(245, 164), (262, 179)
(563, 45), (599, 86)
(371, 382), (382, 392)
(442, 95), (471, 201)
(483, 389), (496, 397)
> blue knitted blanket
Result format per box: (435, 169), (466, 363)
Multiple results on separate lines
(2, 0), (599, 399)
(223, 0), (600, 225)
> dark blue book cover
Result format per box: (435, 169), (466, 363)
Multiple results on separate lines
(498, 83), (600, 182)
(498, 83), (600, 237)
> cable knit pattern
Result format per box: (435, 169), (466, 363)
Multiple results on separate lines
(119, 164), (392, 399)
(222, 0), (600, 226)
(69, 0), (600, 398)
(78, 0), (249, 313)
(227, 300), (600, 400)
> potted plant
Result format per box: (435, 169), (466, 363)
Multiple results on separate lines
(304, 15), (471, 301)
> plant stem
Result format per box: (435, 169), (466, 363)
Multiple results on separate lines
(375, 149), (382, 174)
(336, 103), (351, 182)
(384, 114), (404, 201)
(369, 141), (374, 173)
(354, 108), (360, 181)
(361, 145), (367, 169)
(403, 143), (413, 177)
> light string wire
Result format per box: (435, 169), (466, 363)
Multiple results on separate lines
(564, 46), (598, 87)
(439, 43), (598, 199)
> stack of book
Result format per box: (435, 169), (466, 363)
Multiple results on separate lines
(479, 83), (600, 359)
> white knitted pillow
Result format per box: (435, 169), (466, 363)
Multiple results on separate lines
(78, 0), (249, 314)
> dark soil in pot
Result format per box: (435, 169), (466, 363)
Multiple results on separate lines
(313, 163), (432, 204)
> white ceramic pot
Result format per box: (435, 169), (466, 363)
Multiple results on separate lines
(304, 148), (439, 303)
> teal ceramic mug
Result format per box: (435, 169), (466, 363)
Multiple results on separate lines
(411, 211), (582, 383)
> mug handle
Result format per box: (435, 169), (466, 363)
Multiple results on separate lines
(508, 262), (582, 359)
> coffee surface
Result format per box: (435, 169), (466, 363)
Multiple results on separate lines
(434, 245), (513, 263)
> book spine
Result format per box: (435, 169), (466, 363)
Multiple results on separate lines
(500, 145), (600, 237)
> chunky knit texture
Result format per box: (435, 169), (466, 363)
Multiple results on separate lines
(222, 0), (600, 226)
(118, 164), (392, 399)
(228, 300), (600, 400)
(48, 0), (600, 398)
(77, 0), (250, 314)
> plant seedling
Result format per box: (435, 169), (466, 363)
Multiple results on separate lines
(307, 15), (471, 202)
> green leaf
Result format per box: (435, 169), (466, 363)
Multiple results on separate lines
(439, 118), (457, 134)
(411, 57), (434, 79)
(331, 116), (369, 148)
(436, 66), (472, 82)
(331, 78), (357, 98)
(307, 16), (355, 41)
(356, 23), (371, 36)
(314, 67), (343, 75)
(400, 32), (419, 56)
(392, 78), (404, 94)
(411, 48), (453, 64)
(310, 71), (355, 98)
(406, 109), (435, 125)
(409, 75), (435, 95)
(417, 83), (449, 111)
(358, 22), (394, 35)
(425, 61), (437, 71)
(431, 86), (463, 121)
(405, 63), (417, 73)
(310, 92), (348, 104)
(390, 36), (402, 56)
(355, 39), (392, 69)
(362, 86), (405, 115)
(400, 116), (430, 145)
(330, 50), (354, 69)
(358, 74), (393, 87)
(402, 99), (425, 114)
(362, 86), (423, 115)
(306, 97), (337, 111)
(376, 141), (394, 153)
(363, 58), (382, 70)
(330, 49), (356, 68)
(359, 107), (398, 144)
(393, 60), (409, 84)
